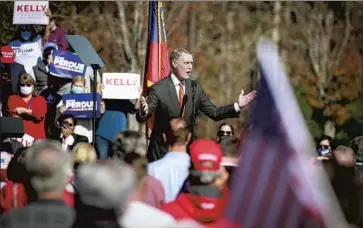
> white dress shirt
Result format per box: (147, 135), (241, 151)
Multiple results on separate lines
(147, 152), (190, 203)
(61, 134), (75, 151)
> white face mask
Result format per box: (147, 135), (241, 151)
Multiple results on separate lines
(20, 85), (34, 95)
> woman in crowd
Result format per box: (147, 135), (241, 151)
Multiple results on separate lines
(56, 76), (95, 143)
(6, 74), (47, 140)
(72, 142), (97, 170)
(32, 46), (56, 93)
(216, 123), (234, 143)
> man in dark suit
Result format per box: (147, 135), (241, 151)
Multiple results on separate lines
(54, 114), (89, 151)
(137, 48), (256, 162)
(0, 140), (75, 228)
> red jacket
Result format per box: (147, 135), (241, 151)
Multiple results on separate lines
(7, 95), (47, 140)
(160, 187), (229, 227)
(0, 181), (74, 213)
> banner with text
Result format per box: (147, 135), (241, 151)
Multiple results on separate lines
(13, 1), (49, 25)
(102, 73), (140, 99)
(62, 93), (101, 119)
(49, 50), (87, 79)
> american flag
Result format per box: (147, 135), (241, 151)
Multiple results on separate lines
(224, 39), (346, 228)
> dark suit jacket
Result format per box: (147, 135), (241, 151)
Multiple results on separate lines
(136, 76), (239, 162)
(0, 63), (26, 116)
(0, 199), (75, 228)
(54, 133), (89, 151)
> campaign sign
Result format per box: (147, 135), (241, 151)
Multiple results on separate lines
(11, 133), (35, 148)
(49, 50), (87, 79)
(62, 93), (101, 119)
(13, 1), (49, 25)
(102, 73), (140, 99)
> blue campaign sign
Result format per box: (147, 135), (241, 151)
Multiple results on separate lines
(49, 50), (87, 79)
(62, 93), (101, 119)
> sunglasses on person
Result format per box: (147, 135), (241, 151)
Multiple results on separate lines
(62, 121), (74, 127)
(19, 83), (33, 87)
(20, 25), (32, 31)
(319, 145), (330, 150)
(218, 130), (232, 136)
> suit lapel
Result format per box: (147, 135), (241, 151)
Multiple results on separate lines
(167, 76), (181, 115)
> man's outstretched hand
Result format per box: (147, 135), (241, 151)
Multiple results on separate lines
(237, 90), (257, 108)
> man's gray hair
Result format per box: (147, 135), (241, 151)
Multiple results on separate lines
(75, 160), (135, 214)
(170, 48), (192, 68)
(113, 130), (147, 160)
(24, 140), (72, 194)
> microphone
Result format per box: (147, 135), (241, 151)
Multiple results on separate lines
(180, 94), (188, 117)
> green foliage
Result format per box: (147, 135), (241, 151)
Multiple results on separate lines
(293, 85), (322, 138)
(0, 2), (17, 46)
(347, 100), (363, 122)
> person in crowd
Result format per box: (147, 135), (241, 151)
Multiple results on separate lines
(0, 45), (26, 116)
(72, 142), (97, 170)
(0, 140), (75, 227)
(0, 148), (32, 213)
(6, 74), (47, 140)
(316, 135), (334, 158)
(54, 114), (89, 151)
(120, 167), (177, 228)
(96, 98), (139, 159)
(219, 136), (240, 187)
(56, 76), (97, 143)
(160, 139), (229, 227)
(136, 48), (257, 162)
(45, 16), (69, 51)
(73, 160), (135, 228)
(113, 130), (166, 208)
(0, 152), (12, 190)
(148, 118), (191, 203)
(33, 46), (56, 93)
(331, 145), (361, 227)
(9, 25), (43, 77)
(216, 122), (235, 143)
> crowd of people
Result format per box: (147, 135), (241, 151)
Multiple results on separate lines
(0, 7), (362, 228)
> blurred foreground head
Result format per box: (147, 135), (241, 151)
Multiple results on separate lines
(75, 160), (135, 214)
(189, 139), (228, 190)
(113, 130), (147, 180)
(24, 140), (72, 197)
(163, 118), (191, 146)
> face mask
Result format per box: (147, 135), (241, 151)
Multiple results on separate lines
(20, 85), (34, 95)
(21, 31), (31, 41)
(318, 148), (332, 156)
(71, 86), (84, 94)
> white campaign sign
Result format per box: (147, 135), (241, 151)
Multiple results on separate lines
(13, 1), (49, 25)
(102, 73), (140, 99)
(11, 133), (35, 148)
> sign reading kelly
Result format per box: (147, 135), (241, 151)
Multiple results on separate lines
(102, 73), (140, 99)
(13, 1), (49, 25)
(49, 50), (87, 79)
(62, 93), (101, 119)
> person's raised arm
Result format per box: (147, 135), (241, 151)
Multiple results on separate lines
(135, 86), (159, 123)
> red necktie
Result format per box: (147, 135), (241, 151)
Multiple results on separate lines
(179, 83), (184, 108)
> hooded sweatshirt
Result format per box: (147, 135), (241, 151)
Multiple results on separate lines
(160, 186), (229, 227)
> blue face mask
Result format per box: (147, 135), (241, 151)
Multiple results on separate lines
(71, 86), (84, 94)
(21, 31), (31, 41)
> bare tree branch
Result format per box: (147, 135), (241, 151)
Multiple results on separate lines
(166, 3), (190, 38)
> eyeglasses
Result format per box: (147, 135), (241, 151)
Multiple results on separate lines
(20, 25), (32, 31)
(62, 121), (74, 127)
(20, 83), (32, 87)
(218, 130), (232, 136)
(319, 145), (330, 150)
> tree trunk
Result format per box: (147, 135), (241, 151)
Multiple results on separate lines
(324, 120), (336, 138)
(272, 1), (282, 47)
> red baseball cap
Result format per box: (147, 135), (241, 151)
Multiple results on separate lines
(190, 139), (223, 172)
(0, 46), (15, 64)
